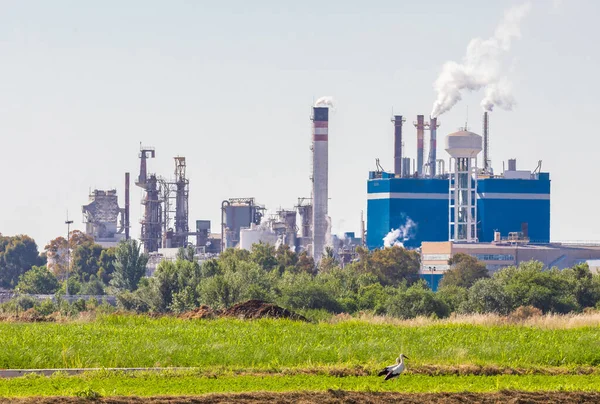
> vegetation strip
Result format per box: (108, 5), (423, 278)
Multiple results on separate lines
(2, 365), (600, 379)
(1, 316), (599, 370)
(2, 373), (600, 397)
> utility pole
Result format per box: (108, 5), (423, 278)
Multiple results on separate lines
(65, 214), (73, 297)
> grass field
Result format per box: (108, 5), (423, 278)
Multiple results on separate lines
(2, 370), (600, 397)
(1, 314), (600, 400)
(1, 315), (599, 370)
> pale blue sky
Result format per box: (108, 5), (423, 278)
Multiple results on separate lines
(0, 0), (598, 248)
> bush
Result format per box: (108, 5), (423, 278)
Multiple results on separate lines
(509, 305), (542, 321)
(436, 285), (468, 314)
(36, 299), (57, 316)
(117, 291), (150, 312)
(386, 283), (449, 319)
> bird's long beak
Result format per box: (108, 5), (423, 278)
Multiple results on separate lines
(403, 355), (409, 360)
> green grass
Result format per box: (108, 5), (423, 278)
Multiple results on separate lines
(0, 315), (599, 370)
(2, 371), (600, 397)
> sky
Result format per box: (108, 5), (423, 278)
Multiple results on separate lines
(0, 0), (599, 249)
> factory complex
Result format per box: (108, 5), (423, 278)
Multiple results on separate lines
(78, 104), (600, 283)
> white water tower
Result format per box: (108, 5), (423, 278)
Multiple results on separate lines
(445, 130), (482, 242)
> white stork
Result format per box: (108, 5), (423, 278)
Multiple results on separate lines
(377, 353), (409, 380)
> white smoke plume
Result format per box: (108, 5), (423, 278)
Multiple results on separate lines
(430, 2), (532, 118)
(383, 217), (416, 248)
(314, 96), (335, 108)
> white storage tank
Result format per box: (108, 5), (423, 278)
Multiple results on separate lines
(239, 224), (278, 251)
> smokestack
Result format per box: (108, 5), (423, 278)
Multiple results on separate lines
(125, 172), (130, 240)
(311, 106), (329, 261)
(483, 111), (489, 173)
(414, 115), (425, 176)
(392, 115), (405, 176)
(429, 117), (439, 177)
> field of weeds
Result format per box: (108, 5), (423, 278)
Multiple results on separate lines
(0, 314), (599, 370)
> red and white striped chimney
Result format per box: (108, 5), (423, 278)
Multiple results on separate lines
(311, 107), (329, 261)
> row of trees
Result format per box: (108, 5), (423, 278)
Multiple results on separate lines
(0, 231), (148, 296)
(5, 233), (600, 319)
(115, 244), (600, 318)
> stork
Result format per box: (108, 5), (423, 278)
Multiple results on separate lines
(377, 353), (409, 380)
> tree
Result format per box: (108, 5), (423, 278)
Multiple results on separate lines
(71, 242), (104, 282)
(45, 231), (95, 280)
(439, 253), (489, 289)
(0, 235), (44, 288)
(44, 236), (68, 277)
(80, 276), (105, 295)
(176, 246), (196, 262)
(319, 246), (338, 272)
(275, 244), (298, 272)
(294, 251), (315, 274)
(97, 248), (116, 285)
(152, 259), (202, 312)
(364, 246), (420, 286)
(386, 282), (449, 319)
(250, 242), (278, 271)
(110, 240), (149, 291)
(16, 265), (60, 294)
(461, 277), (512, 315)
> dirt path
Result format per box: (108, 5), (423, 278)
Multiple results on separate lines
(3, 391), (600, 403)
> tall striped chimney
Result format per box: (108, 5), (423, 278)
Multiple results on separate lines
(415, 115), (425, 176)
(311, 107), (329, 261)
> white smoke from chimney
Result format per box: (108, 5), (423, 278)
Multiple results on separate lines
(430, 2), (531, 118)
(383, 218), (416, 248)
(480, 77), (516, 112)
(315, 96), (335, 108)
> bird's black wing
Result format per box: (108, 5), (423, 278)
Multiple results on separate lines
(377, 367), (389, 376)
(384, 371), (398, 381)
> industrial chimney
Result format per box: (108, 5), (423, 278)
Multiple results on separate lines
(125, 172), (130, 240)
(392, 115), (405, 177)
(311, 106), (329, 261)
(483, 111), (489, 173)
(414, 115), (425, 176)
(428, 117), (439, 177)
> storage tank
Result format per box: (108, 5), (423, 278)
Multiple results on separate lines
(239, 224), (278, 251)
(445, 130), (482, 243)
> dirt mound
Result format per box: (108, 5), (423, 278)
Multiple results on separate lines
(5, 391), (600, 403)
(222, 300), (308, 322)
(178, 305), (218, 320)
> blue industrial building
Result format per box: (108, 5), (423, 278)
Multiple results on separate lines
(367, 171), (551, 249)
(477, 173), (551, 243)
(367, 172), (448, 249)
(367, 171), (550, 249)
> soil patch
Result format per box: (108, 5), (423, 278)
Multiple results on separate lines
(221, 300), (308, 321)
(177, 300), (308, 322)
(3, 391), (600, 403)
(178, 305), (218, 320)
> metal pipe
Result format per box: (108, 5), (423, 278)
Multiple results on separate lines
(221, 200), (230, 252)
(483, 111), (489, 173)
(414, 115), (425, 176)
(392, 115), (405, 176)
(429, 117), (438, 177)
(125, 172), (130, 240)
